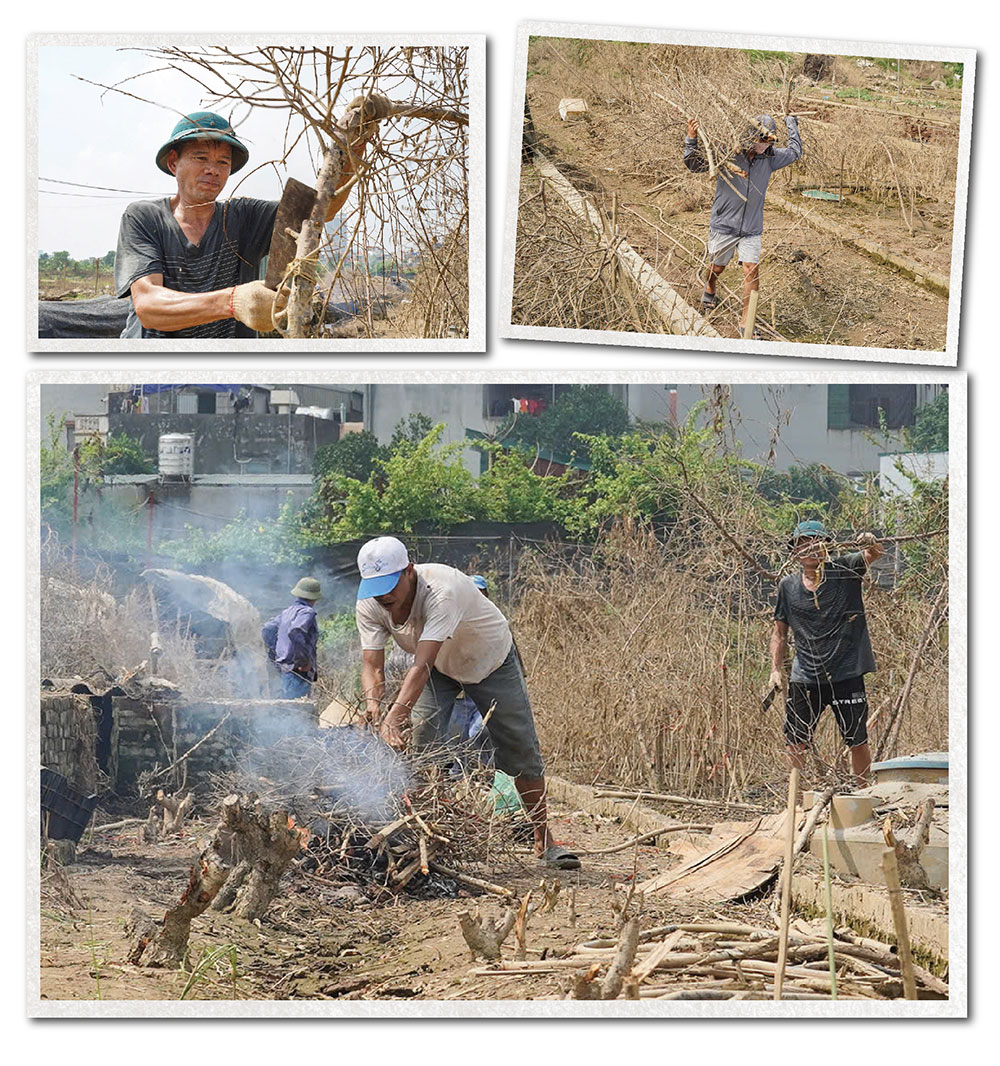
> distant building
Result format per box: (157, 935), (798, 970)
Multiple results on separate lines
(360, 382), (947, 477)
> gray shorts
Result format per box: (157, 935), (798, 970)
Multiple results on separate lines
(708, 229), (761, 267)
(410, 646), (545, 778)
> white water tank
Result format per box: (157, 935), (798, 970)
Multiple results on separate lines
(158, 433), (194, 479)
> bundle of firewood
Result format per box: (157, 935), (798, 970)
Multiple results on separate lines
(470, 917), (948, 1000)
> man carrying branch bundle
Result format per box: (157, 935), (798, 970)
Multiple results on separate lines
(114, 96), (390, 339)
(769, 520), (883, 782)
(354, 536), (580, 870)
(684, 112), (801, 336)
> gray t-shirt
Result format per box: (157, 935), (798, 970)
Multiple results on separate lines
(114, 197), (278, 339)
(774, 552), (877, 684)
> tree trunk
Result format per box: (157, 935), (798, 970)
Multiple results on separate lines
(217, 794), (308, 922)
(127, 839), (230, 968)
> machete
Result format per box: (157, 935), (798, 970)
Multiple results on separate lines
(264, 177), (317, 291)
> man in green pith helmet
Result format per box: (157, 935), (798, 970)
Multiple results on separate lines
(262, 577), (323, 699)
(114, 97), (391, 339)
(769, 520), (883, 782)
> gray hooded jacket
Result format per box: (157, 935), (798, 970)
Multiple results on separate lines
(684, 115), (801, 238)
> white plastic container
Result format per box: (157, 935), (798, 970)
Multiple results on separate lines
(158, 433), (194, 478)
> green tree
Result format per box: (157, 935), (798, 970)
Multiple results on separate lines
(389, 413), (436, 451)
(302, 424), (479, 543)
(313, 430), (385, 482)
(908, 392), (949, 453)
(499, 385), (631, 463)
(477, 444), (573, 523)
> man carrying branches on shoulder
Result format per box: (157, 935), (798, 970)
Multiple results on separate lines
(683, 112), (801, 336)
(769, 520), (883, 783)
(114, 95), (391, 339)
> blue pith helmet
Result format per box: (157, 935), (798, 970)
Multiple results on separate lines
(155, 112), (249, 175)
(789, 520), (833, 549)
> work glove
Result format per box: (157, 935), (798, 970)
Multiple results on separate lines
(231, 281), (285, 333)
(344, 92), (393, 125)
(767, 669), (784, 694)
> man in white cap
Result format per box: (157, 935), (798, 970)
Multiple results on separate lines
(355, 536), (580, 870)
(262, 576), (322, 699)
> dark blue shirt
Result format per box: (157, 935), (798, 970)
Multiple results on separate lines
(262, 598), (318, 679)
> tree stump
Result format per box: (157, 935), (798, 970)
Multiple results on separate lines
(216, 794), (308, 922)
(457, 904), (518, 961)
(127, 836), (230, 968)
(156, 789), (194, 836)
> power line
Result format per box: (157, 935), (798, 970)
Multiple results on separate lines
(39, 177), (158, 194)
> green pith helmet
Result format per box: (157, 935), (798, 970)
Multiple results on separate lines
(291, 577), (322, 601)
(789, 520), (833, 550)
(155, 111), (249, 175)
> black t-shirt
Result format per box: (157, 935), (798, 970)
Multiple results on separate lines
(114, 197), (278, 339)
(774, 552), (877, 684)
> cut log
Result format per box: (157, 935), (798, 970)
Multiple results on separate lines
(531, 152), (721, 338)
(155, 789), (194, 836)
(457, 904), (518, 961)
(601, 918), (641, 999)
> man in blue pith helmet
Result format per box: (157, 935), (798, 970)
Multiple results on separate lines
(262, 577), (322, 699)
(354, 537), (580, 870)
(684, 111), (801, 337)
(114, 96), (390, 339)
(769, 520), (883, 782)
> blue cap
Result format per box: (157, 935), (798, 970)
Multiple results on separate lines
(471, 574), (488, 591)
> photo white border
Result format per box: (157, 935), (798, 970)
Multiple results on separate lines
(27, 33), (486, 354)
(499, 22), (976, 367)
(26, 368), (965, 1018)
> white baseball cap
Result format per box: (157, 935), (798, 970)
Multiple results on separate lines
(356, 536), (410, 600)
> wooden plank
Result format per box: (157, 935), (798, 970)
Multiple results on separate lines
(637, 810), (798, 901)
(531, 152), (722, 338)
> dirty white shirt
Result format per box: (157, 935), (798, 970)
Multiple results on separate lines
(356, 563), (512, 684)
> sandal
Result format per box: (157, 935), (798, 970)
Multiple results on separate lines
(541, 844), (581, 870)
(701, 290), (718, 309)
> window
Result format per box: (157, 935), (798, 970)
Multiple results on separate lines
(827, 384), (917, 430)
(196, 391), (218, 415)
(482, 384), (578, 419)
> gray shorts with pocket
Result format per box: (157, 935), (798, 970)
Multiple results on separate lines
(410, 646), (544, 778)
(708, 229), (762, 266)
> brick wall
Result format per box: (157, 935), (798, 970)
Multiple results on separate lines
(112, 697), (318, 792)
(40, 693), (99, 794)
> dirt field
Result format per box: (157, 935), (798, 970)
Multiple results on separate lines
(514, 43), (962, 349)
(40, 793), (774, 1003)
(38, 781), (949, 1005)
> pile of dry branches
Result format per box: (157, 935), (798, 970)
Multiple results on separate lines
(512, 175), (669, 332)
(471, 916), (947, 1000)
(207, 730), (522, 896)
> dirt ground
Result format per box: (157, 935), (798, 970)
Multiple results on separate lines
(518, 73), (958, 349)
(39, 794), (776, 1003)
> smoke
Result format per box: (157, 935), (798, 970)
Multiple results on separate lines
(227, 725), (412, 830)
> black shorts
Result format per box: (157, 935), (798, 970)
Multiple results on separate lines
(784, 676), (869, 747)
